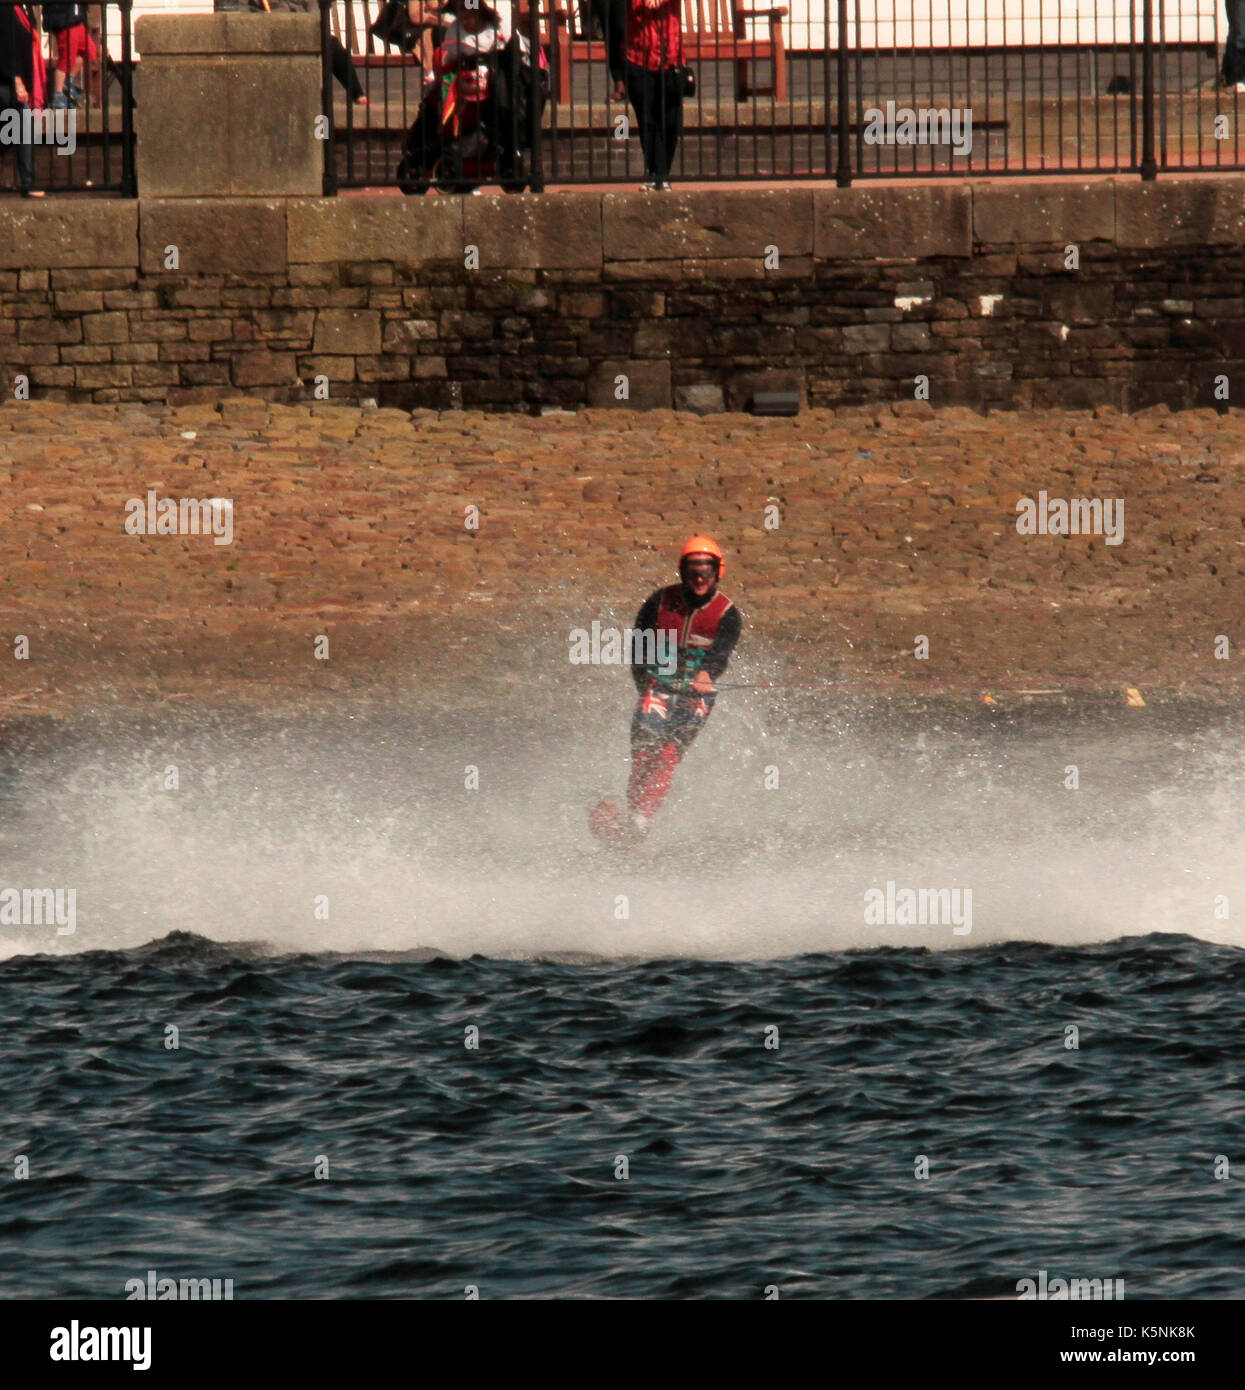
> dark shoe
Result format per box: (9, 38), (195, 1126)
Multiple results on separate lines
(498, 151), (527, 193)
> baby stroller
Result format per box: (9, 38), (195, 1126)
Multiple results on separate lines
(397, 18), (548, 195)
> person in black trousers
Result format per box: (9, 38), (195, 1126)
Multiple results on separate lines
(623, 0), (683, 189)
(1225, 2), (1245, 89)
(0, 5), (41, 196)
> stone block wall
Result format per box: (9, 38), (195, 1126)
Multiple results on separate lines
(1, 180), (1244, 412)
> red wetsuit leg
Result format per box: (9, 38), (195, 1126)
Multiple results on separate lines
(628, 741), (681, 820)
(626, 746), (659, 814)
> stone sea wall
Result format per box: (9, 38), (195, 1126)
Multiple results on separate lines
(2, 180), (1245, 413)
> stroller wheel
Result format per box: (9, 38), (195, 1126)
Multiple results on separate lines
(431, 157), (461, 195)
(396, 154), (430, 196)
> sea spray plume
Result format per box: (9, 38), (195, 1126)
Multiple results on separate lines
(0, 703), (1239, 963)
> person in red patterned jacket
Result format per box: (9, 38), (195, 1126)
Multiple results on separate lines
(623, 0), (684, 189)
(624, 536), (742, 835)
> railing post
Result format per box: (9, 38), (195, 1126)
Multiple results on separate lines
(320, 0), (337, 195)
(528, 0), (544, 192)
(821, 0), (831, 177)
(1140, 0), (1156, 180)
(120, 0), (136, 196)
(835, 0), (851, 186)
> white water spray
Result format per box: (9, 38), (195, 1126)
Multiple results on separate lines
(1, 697), (1241, 962)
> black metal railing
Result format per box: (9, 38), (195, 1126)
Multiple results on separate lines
(0, 1), (134, 196)
(6, 2), (1235, 196)
(320, 0), (1245, 191)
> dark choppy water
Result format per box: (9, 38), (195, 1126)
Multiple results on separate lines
(1, 701), (1243, 1298)
(3, 931), (1244, 1299)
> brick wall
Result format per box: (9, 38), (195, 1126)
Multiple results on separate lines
(1, 180), (1244, 413)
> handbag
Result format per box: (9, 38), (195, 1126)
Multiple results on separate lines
(369, 1), (422, 53)
(665, 64), (695, 99)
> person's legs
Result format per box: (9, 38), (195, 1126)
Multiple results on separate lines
(65, 25), (93, 105)
(588, 0), (626, 94)
(401, 4), (439, 75)
(1225, 1), (1245, 85)
(627, 688), (714, 823)
(17, 120), (33, 192)
(50, 31), (69, 102)
(86, 12), (104, 105)
(627, 741), (681, 821)
(397, 85), (441, 190)
(606, 0), (627, 88)
(625, 60), (660, 182)
(650, 75), (683, 184)
(0, 80), (37, 192)
(628, 682), (672, 814)
(330, 36), (365, 101)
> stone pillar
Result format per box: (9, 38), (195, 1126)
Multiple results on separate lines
(134, 13), (323, 197)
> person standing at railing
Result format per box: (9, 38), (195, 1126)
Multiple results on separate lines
(42, 3), (96, 111)
(0, 3), (45, 196)
(397, 0), (544, 195)
(624, 0), (683, 190)
(1224, 2), (1245, 92)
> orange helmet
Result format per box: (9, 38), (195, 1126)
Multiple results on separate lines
(680, 535), (725, 579)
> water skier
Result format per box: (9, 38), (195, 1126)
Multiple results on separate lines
(590, 536), (742, 844)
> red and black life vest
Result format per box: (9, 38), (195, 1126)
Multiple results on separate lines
(654, 584), (733, 679)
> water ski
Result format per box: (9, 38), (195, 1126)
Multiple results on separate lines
(589, 799), (627, 847)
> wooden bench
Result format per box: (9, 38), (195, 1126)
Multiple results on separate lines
(544, 0), (788, 104)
